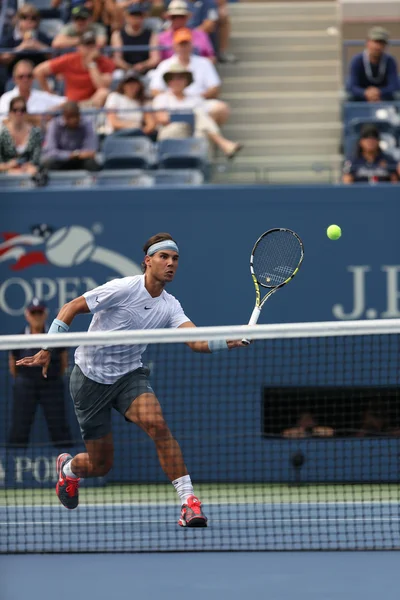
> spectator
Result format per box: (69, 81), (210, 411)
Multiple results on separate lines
(111, 4), (160, 75)
(52, 5), (107, 48)
(215, 0), (236, 63)
(282, 412), (334, 439)
(104, 71), (156, 135)
(34, 31), (115, 107)
(0, 60), (66, 124)
(0, 96), (42, 175)
(342, 124), (398, 184)
(51, 0), (103, 26)
(158, 0), (215, 61)
(346, 27), (399, 102)
(0, 4), (52, 79)
(8, 298), (73, 449)
(153, 64), (241, 157)
(150, 28), (229, 125)
(42, 101), (101, 171)
(186, 0), (218, 37)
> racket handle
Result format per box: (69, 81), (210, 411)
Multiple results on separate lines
(242, 307), (261, 345)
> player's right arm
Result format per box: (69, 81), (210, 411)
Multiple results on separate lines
(15, 296), (90, 377)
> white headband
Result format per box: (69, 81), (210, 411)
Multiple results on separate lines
(147, 240), (179, 256)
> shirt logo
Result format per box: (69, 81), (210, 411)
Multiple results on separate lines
(144, 306), (152, 310)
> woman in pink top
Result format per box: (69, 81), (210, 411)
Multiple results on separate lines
(157, 0), (215, 61)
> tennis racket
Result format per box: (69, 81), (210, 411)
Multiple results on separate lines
(243, 228), (304, 344)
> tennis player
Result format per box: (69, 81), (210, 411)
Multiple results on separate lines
(16, 233), (246, 527)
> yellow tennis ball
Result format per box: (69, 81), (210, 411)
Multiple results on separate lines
(327, 224), (341, 240)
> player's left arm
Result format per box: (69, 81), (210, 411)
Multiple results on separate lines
(179, 321), (246, 353)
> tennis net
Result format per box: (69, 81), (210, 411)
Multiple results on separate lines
(0, 320), (399, 553)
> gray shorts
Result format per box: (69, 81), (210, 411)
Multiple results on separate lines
(69, 365), (154, 441)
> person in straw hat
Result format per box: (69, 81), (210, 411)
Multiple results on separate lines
(153, 63), (242, 158)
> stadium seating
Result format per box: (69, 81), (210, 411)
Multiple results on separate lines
(47, 171), (95, 188)
(151, 169), (204, 185)
(157, 138), (208, 170)
(0, 174), (35, 189)
(96, 169), (154, 187)
(103, 136), (155, 169)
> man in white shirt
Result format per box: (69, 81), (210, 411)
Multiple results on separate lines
(16, 233), (246, 527)
(0, 60), (66, 123)
(150, 28), (230, 125)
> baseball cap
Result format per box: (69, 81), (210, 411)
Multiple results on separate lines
(173, 28), (192, 44)
(368, 26), (389, 43)
(166, 0), (190, 16)
(79, 30), (97, 45)
(27, 298), (47, 312)
(360, 124), (380, 139)
(72, 5), (91, 18)
(127, 3), (146, 14)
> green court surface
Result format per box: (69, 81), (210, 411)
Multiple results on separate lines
(1, 482), (399, 506)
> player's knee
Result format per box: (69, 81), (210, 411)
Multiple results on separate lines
(146, 416), (170, 441)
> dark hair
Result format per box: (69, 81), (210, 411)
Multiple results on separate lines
(9, 96), (27, 113)
(142, 232), (176, 272)
(117, 78), (145, 104)
(62, 101), (80, 116)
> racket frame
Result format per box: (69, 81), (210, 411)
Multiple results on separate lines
(243, 228), (304, 344)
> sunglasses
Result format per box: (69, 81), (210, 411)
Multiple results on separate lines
(16, 73), (33, 80)
(19, 14), (39, 20)
(11, 107), (27, 113)
(29, 310), (45, 315)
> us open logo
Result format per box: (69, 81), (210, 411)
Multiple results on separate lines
(0, 224), (141, 316)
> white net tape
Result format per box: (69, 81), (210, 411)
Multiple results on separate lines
(0, 318), (400, 350)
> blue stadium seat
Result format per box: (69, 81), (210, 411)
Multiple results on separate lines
(0, 174), (35, 189)
(47, 171), (95, 188)
(157, 138), (208, 170)
(346, 117), (397, 137)
(111, 128), (147, 138)
(103, 136), (155, 169)
(40, 18), (63, 38)
(343, 102), (398, 129)
(96, 169), (154, 187)
(152, 169), (204, 185)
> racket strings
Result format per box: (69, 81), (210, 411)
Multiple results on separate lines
(253, 231), (302, 288)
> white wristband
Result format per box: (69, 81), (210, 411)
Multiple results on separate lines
(208, 339), (228, 352)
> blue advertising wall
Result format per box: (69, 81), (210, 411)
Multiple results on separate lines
(1, 184), (399, 487)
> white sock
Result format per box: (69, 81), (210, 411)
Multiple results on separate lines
(63, 459), (79, 479)
(172, 474), (194, 505)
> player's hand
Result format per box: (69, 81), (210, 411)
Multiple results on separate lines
(227, 339), (252, 348)
(16, 349), (51, 378)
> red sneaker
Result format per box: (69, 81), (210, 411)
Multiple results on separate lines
(178, 495), (208, 527)
(56, 453), (80, 510)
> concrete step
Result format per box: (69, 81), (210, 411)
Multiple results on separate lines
(212, 168), (338, 185)
(230, 30), (338, 43)
(230, 3), (338, 17)
(233, 46), (339, 61)
(223, 122), (340, 142)
(222, 75), (339, 93)
(227, 107), (340, 125)
(213, 152), (342, 167)
(223, 92), (339, 110)
(219, 60), (340, 78)
(231, 17), (338, 34)
(234, 138), (339, 157)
